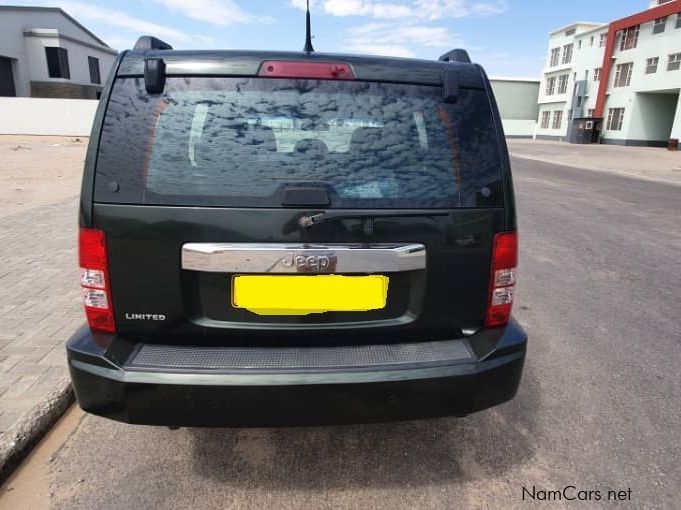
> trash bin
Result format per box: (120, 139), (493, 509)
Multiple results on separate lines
(668, 138), (679, 151)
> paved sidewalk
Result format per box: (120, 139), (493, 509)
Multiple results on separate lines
(0, 136), (84, 477)
(0, 197), (81, 431)
(508, 139), (681, 186)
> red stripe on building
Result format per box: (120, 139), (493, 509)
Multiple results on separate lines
(595, 0), (681, 118)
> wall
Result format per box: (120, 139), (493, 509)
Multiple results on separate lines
(30, 81), (101, 99)
(0, 92), (544, 140)
(23, 31), (115, 87)
(535, 104), (568, 140)
(599, 12), (681, 144)
(620, 92), (678, 142)
(571, 26), (609, 118)
(0, 9), (33, 96)
(0, 97), (97, 136)
(491, 80), (540, 120)
(490, 79), (540, 137)
(607, 13), (681, 96)
(501, 119), (538, 138)
(671, 93), (681, 139)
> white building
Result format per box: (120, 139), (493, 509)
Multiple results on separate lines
(0, 5), (117, 99)
(536, 0), (681, 146)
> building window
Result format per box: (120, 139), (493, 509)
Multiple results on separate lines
(587, 108), (595, 118)
(561, 43), (574, 64)
(599, 33), (607, 47)
(557, 74), (569, 94)
(541, 111), (550, 129)
(578, 40), (582, 50)
(590, 36), (594, 46)
(646, 57), (659, 74)
(614, 63), (633, 87)
(552, 110), (563, 129)
(585, 69), (589, 80)
(619, 25), (640, 50)
(653, 17), (667, 34)
(545, 76), (556, 95)
(606, 108), (625, 131)
(668, 53), (681, 71)
(88, 56), (101, 84)
(677, 14), (681, 29)
(568, 109), (573, 121)
(45, 47), (70, 79)
(593, 67), (602, 81)
(550, 47), (560, 67)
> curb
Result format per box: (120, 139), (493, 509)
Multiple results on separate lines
(0, 377), (74, 484)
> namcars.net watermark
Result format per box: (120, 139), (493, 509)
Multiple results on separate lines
(522, 486), (632, 503)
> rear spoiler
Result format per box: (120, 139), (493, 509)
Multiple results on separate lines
(439, 49), (471, 64)
(134, 36), (173, 51)
(119, 36), (483, 90)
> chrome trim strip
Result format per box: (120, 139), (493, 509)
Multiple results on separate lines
(70, 353), (523, 386)
(181, 243), (426, 273)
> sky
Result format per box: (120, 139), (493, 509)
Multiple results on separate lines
(15, 0), (650, 77)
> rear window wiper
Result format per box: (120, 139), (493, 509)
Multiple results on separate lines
(299, 210), (450, 228)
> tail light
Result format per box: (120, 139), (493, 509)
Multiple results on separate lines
(485, 231), (517, 328)
(79, 228), (116, 333)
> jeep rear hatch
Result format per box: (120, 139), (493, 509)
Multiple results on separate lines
(90, 66), (510, 344)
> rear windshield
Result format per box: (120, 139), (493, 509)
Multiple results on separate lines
(95, 76), (504, 208)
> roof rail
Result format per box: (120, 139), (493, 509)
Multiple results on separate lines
(134, 36), (173, 51)
(439, 49), (471, 64)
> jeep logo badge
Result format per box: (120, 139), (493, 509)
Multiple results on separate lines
(281, 252), (335, 272)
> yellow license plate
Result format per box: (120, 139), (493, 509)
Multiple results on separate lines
(232, 275), (389, 316)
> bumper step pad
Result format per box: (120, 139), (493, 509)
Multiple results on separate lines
(128, 340), (474, 371)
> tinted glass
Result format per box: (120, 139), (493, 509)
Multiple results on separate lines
(45, 47), (70, 79)
(95, 77), (503, 208)
(88, 56), (101, 84)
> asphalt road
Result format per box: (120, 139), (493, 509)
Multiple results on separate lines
(1, 157), (680, 509)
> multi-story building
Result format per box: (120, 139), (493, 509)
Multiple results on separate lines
(536, 0), (681, 146)
(0, 6), (117, 99)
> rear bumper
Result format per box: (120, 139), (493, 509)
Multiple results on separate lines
(66, 321), (527, 427)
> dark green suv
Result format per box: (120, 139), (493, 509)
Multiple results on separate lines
(67, 36), (526, 426)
